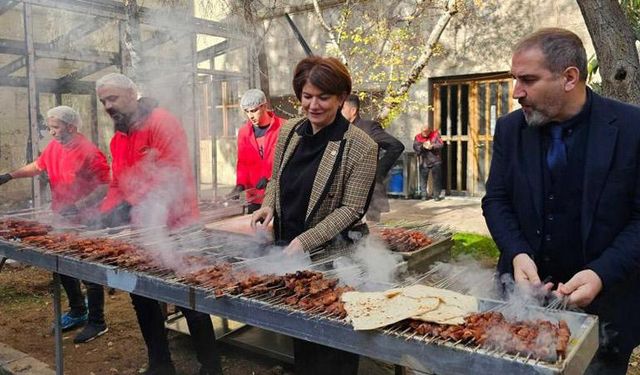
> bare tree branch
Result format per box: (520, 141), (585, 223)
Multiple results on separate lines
(312, 0), (349, 64)
(375, 0), (458, 123)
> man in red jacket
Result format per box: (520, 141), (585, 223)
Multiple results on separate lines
(228, 89), (282, 213)
(413, 125), (444, 201)
(96, 73), (221, 375)
(0, 106), (110, 343)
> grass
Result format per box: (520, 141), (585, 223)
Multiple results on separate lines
(451, 232), (500, 263)
(0, 265), (52, 306)
(0, 284), (48, 306)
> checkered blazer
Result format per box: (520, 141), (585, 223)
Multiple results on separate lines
(262, 117), (378, 251)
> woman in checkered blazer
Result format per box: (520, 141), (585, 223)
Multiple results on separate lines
(250, 56), (378, 375)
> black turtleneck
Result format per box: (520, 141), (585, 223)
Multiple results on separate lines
(278, 114), (349, 244)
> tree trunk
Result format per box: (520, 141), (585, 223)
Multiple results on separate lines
(375, 0), (458, 123)
(312, 0), (349, 65)
(577, 0), (640, 104)
(121, 0), (142, 82)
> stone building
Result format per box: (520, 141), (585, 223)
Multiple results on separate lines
(0, 0), (595, 209)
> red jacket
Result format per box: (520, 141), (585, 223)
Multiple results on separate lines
(101, 108), (199, 229)
(413, 130), (444, 167)
(236, 113), (283, 204)
(36, 133), (110, 221)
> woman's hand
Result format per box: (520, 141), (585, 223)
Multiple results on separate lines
(283, 238), (304, 256)
(250, 206), (274, 230)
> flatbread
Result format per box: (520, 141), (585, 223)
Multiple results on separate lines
(342, 290), (440, 330)
(404, 285), (478, 325)
(342, 285), (478, 329)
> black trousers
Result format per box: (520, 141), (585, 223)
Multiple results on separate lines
(420, 163), (442, 198)
(293, 339), (359, 375)
(585, 343), (634, 375)
(247, 203), (261, 214)
(130, 294), (222, 373)
(59, 274), (105, 325)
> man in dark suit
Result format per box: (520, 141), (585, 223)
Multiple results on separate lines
(482, 28), (640, 374)
(342, 94), (404, 221)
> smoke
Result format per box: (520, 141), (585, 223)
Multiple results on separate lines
(242, 245), (313, 275)
(328, 236), (404, 290)
(499, 273), (553, 322)
(425, 257), (499, 299)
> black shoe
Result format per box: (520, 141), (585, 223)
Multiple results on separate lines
(73, 323), (108, 343)
(143, 363), (177, 375)
(434, 196), (444, 201)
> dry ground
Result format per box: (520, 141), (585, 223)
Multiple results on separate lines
(0, 263), (292, 375)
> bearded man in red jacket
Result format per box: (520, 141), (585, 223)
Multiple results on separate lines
(228, 89), (283, 213)
(96, 73), (221, 375)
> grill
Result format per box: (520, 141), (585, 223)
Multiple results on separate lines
(0, 208), (598, 375)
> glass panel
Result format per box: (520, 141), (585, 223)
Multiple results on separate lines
(477, 83), (486, 136)
(461, 84), (469, 136)
(439, 86), (448, 136)
(441, 143), (448, 191)
(450, 85), (458, 136)
(450, 142), (458, 190)
(500, 81), (511, 116)
(489, 83), (498, 137)
(461, 141), (468, 191)
(476, 141), (487, 194)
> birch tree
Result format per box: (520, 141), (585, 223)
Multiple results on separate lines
(312, 0), (459, 125)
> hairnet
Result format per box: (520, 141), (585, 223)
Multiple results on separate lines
(240, 89), (267, 110)
(46, 106), (82, 130)
(96, 73), (138, 92)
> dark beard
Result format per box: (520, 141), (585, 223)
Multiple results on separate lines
(109, 110), (131, 133)
(114, 120), (129, 133)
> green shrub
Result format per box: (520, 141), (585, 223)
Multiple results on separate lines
(452, 232), (499, 264)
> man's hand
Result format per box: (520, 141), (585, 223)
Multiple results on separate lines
(556, 270), (603, 307)
(423, 141), (432, 150)
(283, 238), (304, 256)
(59, 204), (79, 218)
(0, 173), (12, 186)
(102, 201), (132, 228)
(226, 184), (244, 200)
(250, 206), (273, 229)
(512, 253), (553, 291)
(255, 177), (269, 190)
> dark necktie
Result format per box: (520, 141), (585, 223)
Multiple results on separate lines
(546, 124), (567, 178)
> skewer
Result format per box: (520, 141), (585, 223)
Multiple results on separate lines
(405, 331), (418, 341)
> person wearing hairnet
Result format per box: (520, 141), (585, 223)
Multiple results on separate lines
(95, 73), (222, 375)
(0, 105), (111, 343)
(228, 89), (283, 213)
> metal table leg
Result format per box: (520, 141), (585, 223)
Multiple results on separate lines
(52, 273), (63, 375)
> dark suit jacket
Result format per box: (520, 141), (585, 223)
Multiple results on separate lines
(482, 91), (640, 351)
(353, 117), (404, 180)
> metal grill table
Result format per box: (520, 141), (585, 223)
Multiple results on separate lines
(0, 239), (598, 375)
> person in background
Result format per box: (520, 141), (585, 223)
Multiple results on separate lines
(251, 56), (378, 375)
(341, 94), (404, 222)
(413, 124), (444, 201)
(0, 106), (110, 343)
(228, 89), (283, 213)
(95, 73), (222, 375)
(482, 28), (640, 374)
